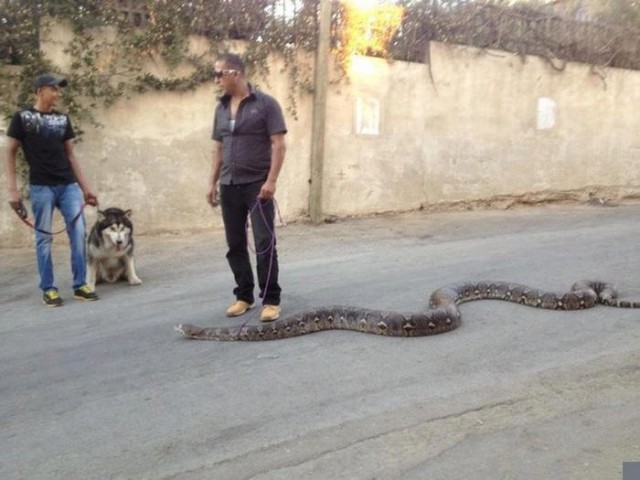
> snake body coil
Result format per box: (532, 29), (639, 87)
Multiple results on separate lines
(175, 280), (639, 341)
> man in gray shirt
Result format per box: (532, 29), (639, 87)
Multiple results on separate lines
(207, 53), (287, 322)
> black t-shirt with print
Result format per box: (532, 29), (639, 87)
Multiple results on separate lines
(7, 108), (76, 185)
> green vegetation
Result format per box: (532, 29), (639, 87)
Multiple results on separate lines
(2, 0), (640, 130)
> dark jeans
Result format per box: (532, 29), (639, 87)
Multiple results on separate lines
(220, 182), (281, 305)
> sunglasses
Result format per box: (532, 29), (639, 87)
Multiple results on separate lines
(213, 69), (237, 79)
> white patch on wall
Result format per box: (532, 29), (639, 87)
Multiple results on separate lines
(355, 97), (380, 136)
(536, 97), (556, 130)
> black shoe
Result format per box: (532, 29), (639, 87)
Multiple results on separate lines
(43, 289), (63, 307)
(74, 285), (99, 301)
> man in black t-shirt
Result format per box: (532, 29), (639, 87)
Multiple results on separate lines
(6, 73), (100, 306)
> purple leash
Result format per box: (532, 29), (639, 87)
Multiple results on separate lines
(236, 198), (283, 331)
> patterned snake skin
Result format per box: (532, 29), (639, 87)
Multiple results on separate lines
(174, 280), (640, 341)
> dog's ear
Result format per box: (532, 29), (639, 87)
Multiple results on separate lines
(124, 209), (132, 218)
(97, 210), (107, 220)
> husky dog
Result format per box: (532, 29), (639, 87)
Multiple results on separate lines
(86, 208), (142, 291)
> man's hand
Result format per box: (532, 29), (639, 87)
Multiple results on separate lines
(84, 191), (99, 207)
(8, 188), (20, 206)
(258, 179), (276, 200)
(9, 198), (28, 219)
(206, 186), (219, 207)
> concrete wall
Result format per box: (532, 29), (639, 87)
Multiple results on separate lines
(3, 26), (640, 247)
(324, 42), (640, 215)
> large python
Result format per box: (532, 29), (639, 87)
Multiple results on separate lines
(174, 280), (640, 341)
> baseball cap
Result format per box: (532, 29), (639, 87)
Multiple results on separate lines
(33, 74), (68, 92)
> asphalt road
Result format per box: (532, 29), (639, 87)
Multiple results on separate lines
(1, 203), (640, 480)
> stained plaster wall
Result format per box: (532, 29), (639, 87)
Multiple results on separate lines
(2, 27), (640, 247)
(323, 42), (640, 215)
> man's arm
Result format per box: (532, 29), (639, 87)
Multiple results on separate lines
(207, 140), (223, 207)
(259, 133), (286, 200)
(64, 140), (99, 206)
(6, 138), (22, 210)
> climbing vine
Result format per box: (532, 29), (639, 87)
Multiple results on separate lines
(3, 0), (640, 132)
(0, 0), (324, 131)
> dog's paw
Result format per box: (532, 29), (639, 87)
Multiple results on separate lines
(128, 276), (143, 286)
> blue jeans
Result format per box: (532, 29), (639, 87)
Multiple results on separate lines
(220, 182), (281, 305)
(29, 183), (87, 292)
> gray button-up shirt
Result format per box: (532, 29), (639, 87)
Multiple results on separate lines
(212, 85), (287, 185)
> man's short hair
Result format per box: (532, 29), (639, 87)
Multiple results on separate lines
(218, 53), (245, 74)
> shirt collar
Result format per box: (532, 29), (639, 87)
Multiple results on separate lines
(219, 83), (257, 106)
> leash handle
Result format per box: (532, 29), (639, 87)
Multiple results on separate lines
(247, 198), (284, 255)
(12, 201), (28, 220)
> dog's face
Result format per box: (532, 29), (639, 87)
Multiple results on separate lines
(97, 208), (133, 251)
(102, 221), (131, 251)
